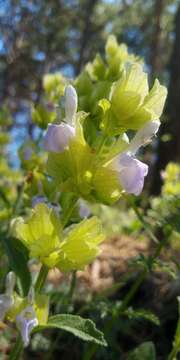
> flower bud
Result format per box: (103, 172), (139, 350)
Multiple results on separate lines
(0, 272), (16, 321)
(65, 85), (78, 124)
(43, 123), (75, 153)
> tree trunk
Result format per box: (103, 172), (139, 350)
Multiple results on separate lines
(75, 0), (99, 74)
(151, 5), (180, 195)
(150, 0), (164, 80)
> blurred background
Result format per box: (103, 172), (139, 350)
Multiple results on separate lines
(0, 0), (179, 194)
(0, 1), (180, 359)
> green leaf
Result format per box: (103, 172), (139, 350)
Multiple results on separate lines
(125, 307), (160, 326)
(32, 105), (56, 129)
(1, 235), (31, 296)
(168, 297), (180, 360)
(35, 314), (107, 347)
(127, 342), (156, 360)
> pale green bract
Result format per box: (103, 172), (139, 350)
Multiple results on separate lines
(14, 203), (105, 270)
(100, 63), (167, 134)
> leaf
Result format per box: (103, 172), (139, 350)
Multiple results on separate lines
(154, 259), (177, 280)
(35, 314), (107, 347)
(125, 307), (160, 326)
(168, 297), (180, 359)
(127, 342), (156, 360)
(32, 105), (56, 129)
(1, 235), (31, 296)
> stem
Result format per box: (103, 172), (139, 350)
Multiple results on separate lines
(168, 347), (178, 360)
(35, 198), (77, 293)
(9, 335), (23, 360)
(68, 271), (77, 302)
(84, 200), (168, 360)
(13, 182), (25, 217)
(61, 197), (77, 228)
(128, 196), (159, 244)
(97, 133), (107, 155)
(45, 271), (77, 360)
(120, 270), (147, 312)
(34, 264), (49, 292)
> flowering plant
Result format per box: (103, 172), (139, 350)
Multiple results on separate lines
(0, 35), (170, 359)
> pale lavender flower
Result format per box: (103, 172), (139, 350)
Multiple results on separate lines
(111, 121), (160, 195)
(32, 195), (47, 208)
(78, 200), (91, 218)
(43, 123), (75, 153)
(23, 147), (33, 161)
(0, 272), (16, 321)
(115, 153), (148, 195)
(32, 196), (61, 214)
(16, 287), (38, 347)
(16, 306), (38, 347)
(43, 85), (77, 153)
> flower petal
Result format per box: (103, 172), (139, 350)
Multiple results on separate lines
(65, 85), (78, 124)
(16, 306), (38, 347)
(128, 120), (160, 154)
(115, 153), (148, 195)
(43, 123), (75, 153)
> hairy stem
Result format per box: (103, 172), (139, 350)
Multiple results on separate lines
(9, 335), (23, 360)
(61, 196), (78, 228)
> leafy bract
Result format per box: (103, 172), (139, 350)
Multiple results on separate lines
(14, 203), (62, 267)
(58, 217), (105, 271)
(7, 293), (49, 325)
(100, 63), (167, 134)
(14, 204), (104, 271)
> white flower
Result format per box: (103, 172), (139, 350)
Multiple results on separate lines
(43, 85), (78, 153)
(0, 272), (16, 322)
(111, 120), (160, 195)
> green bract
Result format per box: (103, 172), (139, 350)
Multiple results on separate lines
(100, 64), (167, 135)
(57, 217), (104, 271)
(43, 73), (65, 102)
(46, 131), (123, 205)
(7, 292), (49, 326)
(14, 203), (62, 267)
(14, 203), (105, 270)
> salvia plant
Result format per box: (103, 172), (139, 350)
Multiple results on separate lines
(2, 35), (178, 359)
